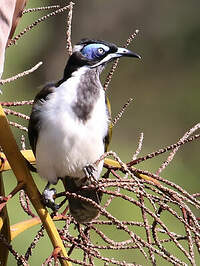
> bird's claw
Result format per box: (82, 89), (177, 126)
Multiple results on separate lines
(42, 188), (59, 211)
(84, 164), (96, 177)
(83, 164), (98, 184)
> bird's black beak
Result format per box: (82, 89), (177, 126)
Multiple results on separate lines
(116, 47), (141, 59)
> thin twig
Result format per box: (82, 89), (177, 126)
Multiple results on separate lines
(25, 226), (45, 261)
(138, 192), (156, 265)
(112, 98), (133, 126)
(132, 132), (144, 160)
(66, 2), (74, 56)
(103, 58), (119, 91)
(9, 121), (28, 132)
(0, 62), (43, 85)
(127, 133), (200, 167)
(22, 5), (60, 15)
(104, 29), (139, 91)
(0, 234), (27, 265)
(3, 108), (30, 120)
(156, 123), (200, 174)
(0, 100), (33, 106)
(8, 5), (71, 47)
(19, 190), (36, 218)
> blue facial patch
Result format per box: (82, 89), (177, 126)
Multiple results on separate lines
(81, 44), (110, 60)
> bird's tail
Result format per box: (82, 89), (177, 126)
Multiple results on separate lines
(62, 177), (102, 223)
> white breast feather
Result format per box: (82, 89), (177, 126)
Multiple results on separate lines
(36, 68), (108, 184)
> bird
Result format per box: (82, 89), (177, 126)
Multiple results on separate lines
(28, 38), (140, 223)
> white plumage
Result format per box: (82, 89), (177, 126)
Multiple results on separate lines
(35, 67), (108, 184)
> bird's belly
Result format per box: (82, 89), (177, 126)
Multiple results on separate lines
(36, 115), (106, 184)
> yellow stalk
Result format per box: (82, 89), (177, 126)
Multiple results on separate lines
(104, 158), (121, 168)
(0, 173), (11, 265)
(0, 150), (35, 172)
(0, 105), (71, 266)
(10, 217), (41, 240)
(104, 158), (160, 185)
(1, 151), (160, 185)
(11, 215), (67, 240)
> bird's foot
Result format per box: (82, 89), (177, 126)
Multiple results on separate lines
(83, 164), (98, 184)
(42, 187), (59, 211)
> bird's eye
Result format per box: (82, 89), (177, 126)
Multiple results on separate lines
(97, 48), (105, 55)
(81, 44), (108, 60)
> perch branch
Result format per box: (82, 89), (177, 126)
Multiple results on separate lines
(0, 105), (71, 266)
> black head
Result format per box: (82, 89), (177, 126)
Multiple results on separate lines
(58, 39), (140, 85)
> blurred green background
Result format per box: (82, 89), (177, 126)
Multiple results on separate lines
(1, 0), (200, 265)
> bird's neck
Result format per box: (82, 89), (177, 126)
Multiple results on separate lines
(57, 64), (104, 122)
